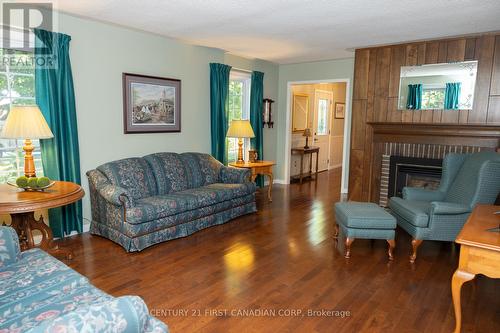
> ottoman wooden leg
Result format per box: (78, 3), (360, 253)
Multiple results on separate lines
(387, 239), (395, 260)
(345, 237), (354, 259)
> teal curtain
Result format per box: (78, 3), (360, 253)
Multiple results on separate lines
(210, 63), (231, 165)
(406, 84), (422, 110)
(444, 82), (461, 110)
(35, 29), (82, 238)
(250, 71), (264, 187)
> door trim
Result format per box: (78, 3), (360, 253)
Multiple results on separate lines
(313, 89), (333, 172)
(284, 78), (351, 193)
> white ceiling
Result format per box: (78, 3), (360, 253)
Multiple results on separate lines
(55, 0), (500, 64)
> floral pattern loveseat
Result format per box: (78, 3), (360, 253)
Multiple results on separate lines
(87, 152), (257, 252)
(0, 226), (168, 332)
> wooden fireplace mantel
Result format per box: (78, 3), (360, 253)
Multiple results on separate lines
(368, 122), (500, 148)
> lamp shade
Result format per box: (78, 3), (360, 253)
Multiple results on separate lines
(1, 106), (54, 139)
(226, 120), (255, 138)
(303, 128), (312, 137)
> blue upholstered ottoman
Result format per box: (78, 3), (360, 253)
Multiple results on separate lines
(334, 202), (397, 259)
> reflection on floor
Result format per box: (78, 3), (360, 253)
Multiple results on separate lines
(59, 169), (499, 333)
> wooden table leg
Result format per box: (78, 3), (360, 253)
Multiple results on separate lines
(299, 154), (304, 184)
(266, 172), (273, 202)
(451, 269), (475, 333)
(10, 212), (74, 260)
(309, 152), (313, 177)
(315, 151), (319, 180)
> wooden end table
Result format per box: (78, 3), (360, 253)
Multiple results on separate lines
(0, 181), (85, 259)
(291, 146), (320, 184)
(451, 205), (500, 333)
(229, 161), (275, 202)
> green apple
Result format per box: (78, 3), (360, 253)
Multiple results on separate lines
(27, 177), (38, 188)
(37, 176), (51, 188)
(16, 176), (29, 188)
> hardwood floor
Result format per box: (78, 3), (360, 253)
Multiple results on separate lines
(58, 169), (499, 333)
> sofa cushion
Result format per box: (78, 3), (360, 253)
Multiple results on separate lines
(180, 153), (223, 188)
(97, 157), (157, 199)
(144, 152), (189, 195)
(0, 249), (112, 332)
(27, 296), (154, 333)
(389, 197), (431, 227)
(126, 182), (256, 224)
(335, 202), (396, 229)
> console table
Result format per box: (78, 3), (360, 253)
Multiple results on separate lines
(451, 204), (500, 333)
(229, 161), (275, 202)
(0, 181), (85, 259)
(291, 146), (320, 184)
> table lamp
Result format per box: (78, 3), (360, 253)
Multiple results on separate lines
(303, 128), (312, 149)
(0, 105), (54, 177)
(226, 120), (255, 164)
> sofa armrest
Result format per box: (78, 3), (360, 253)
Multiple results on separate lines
(28, 296), (162, 333)
(0, 226), (21, 267)
(430, 201), (471, 215)
(99, 184), (135, 208)
(402, 187), (445, 201)
(220, 166), (251, 184)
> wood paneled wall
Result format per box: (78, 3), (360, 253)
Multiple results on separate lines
(349, 33), (500, 202)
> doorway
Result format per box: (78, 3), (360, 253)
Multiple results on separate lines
(285, 79), (350, 193)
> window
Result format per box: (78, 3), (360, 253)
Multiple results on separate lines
(421, 86), (445, 109)
(316, 99), (329, 135)
(0, 48), (42, 183)
(227, 70), (251, 163)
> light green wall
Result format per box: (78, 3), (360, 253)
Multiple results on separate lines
(276, 58), (355, 183)
(57, 13), (279, 224)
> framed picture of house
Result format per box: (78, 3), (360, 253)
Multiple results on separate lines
(334, 102), (345, 119)
(123, 73), (181, 133)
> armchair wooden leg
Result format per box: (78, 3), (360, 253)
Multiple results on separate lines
(345, 237), (354, 259)
(333, 223), (339, 239)
(387, 239), (396, 260)
(410, 239), (423, 263)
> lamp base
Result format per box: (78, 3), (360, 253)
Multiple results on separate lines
(236, 138), (245, 164)
(304, 136), (310, 150)
(23, 138), (37, 178)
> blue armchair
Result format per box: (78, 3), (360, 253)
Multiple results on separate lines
(389, 151), (500, 262)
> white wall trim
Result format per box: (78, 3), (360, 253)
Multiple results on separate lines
(284, 78), (351, 194)
(264, 178), (287, 185)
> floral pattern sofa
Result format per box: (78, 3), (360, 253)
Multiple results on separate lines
(87, 152), (257, 252)
(0, 226), (168, 333)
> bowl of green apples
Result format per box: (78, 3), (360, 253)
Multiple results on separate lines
(9, 176), (55, 191)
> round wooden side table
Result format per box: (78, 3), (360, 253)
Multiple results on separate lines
(0, 181), (84, 259)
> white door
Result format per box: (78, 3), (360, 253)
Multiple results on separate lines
(313, 90), (332, 171)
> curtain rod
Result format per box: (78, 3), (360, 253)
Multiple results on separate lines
(231, 67), (253, 74)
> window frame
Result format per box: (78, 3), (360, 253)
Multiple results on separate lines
(421, 84), (445, 110)
(0, 47), (42, 183)
(227, 70), (251, 163)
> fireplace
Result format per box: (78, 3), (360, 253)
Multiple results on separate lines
(387, 156), (442, 199)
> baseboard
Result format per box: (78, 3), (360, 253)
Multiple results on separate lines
(329, 164), (342, 170)
(262, 178), (287, 186)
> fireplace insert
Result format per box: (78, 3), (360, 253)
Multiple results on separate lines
(388, 156), (442, 199)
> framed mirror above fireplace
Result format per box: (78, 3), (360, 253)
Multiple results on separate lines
(398, 60), (478, 111)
